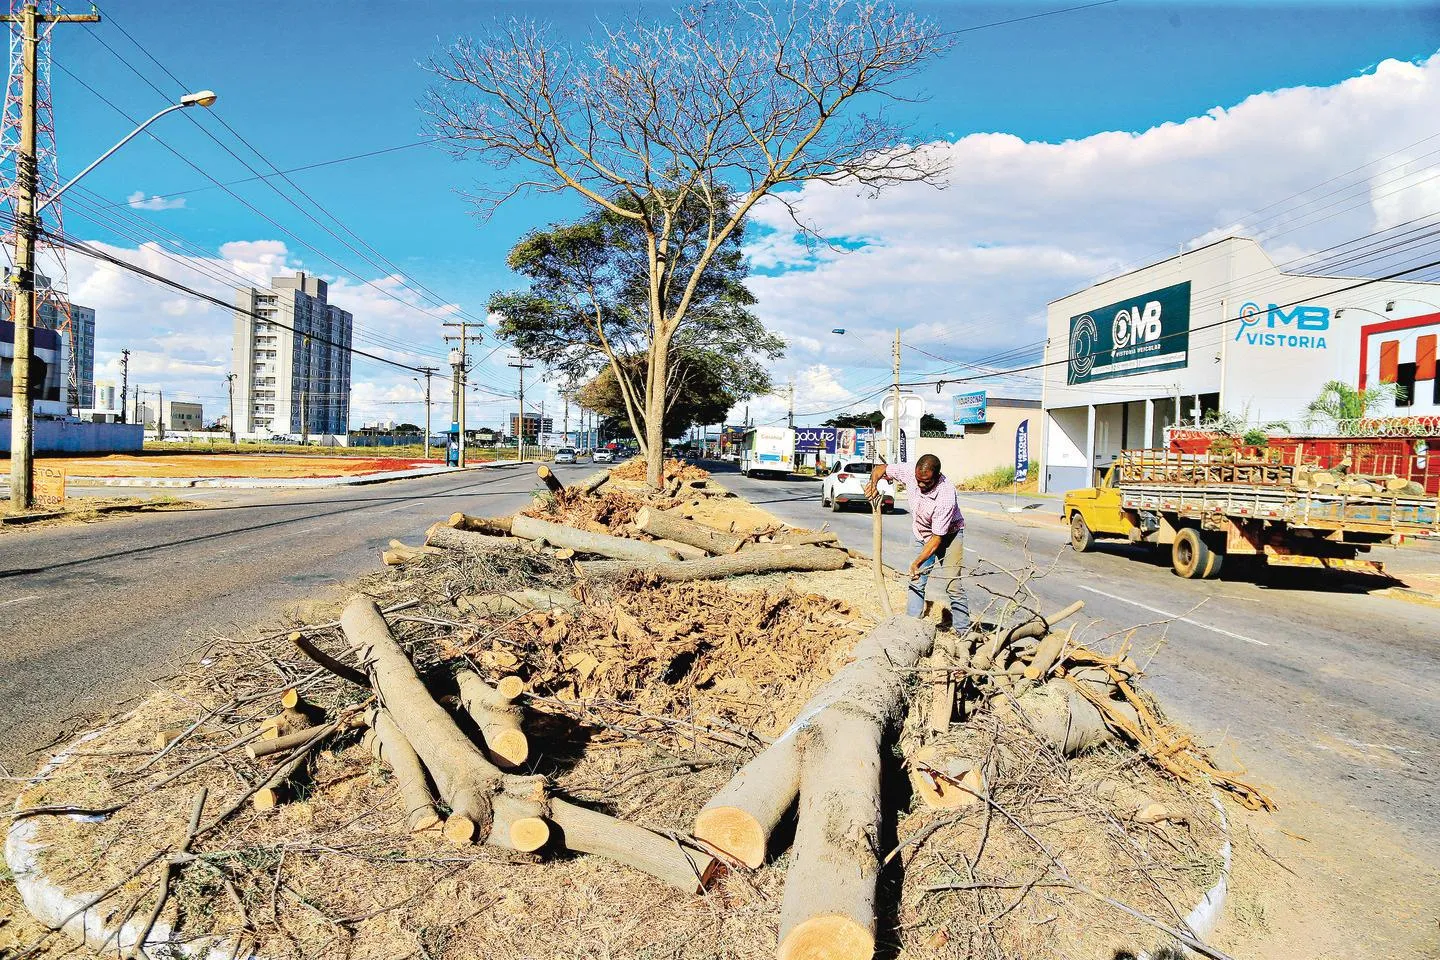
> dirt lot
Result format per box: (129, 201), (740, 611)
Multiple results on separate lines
(27, 454), (432, 480)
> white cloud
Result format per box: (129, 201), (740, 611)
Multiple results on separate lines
(126, 190), (187, 211)
(748, 52), (1440, 423)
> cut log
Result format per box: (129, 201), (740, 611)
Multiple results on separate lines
(444, 512), (514, 537)
(1023, 626), (1073, 682)
(577, 546), (847, 582)
(927, 631), (964, 734)
(455, 668), (529, 769)
(457, 588), (578, 617)
(247, 722), (334, 760)
(633, 506), (745, 555)
(578, 469), (611, 495)
(695, 617), (935, 869)
(777, 616), (938, 960)
(537, 463), (565, 494)
(289, 631), (370, 689)
(551, 798), (720, 893)
(153, 727), (183, 750)
(1008, 681), (1125, 757)
(339, 597), (544, 847)
(908, 745), (984, 810)
(651, 538), (709, 561)
(426, 524), (533, 556)
(365, 709), (443, 834)
(257, 708), (313, 741)
(768, 529), (841, 548)
(496, 675), (526, 700)
(510, 514), (681, 562)
(973, 600), (1085, 674)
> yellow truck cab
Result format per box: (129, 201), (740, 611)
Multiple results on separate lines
(1062, 465), (1131, 551)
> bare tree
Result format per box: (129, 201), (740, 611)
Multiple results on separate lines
(427, 0), (951, 487)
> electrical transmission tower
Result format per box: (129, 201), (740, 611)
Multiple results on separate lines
(1, 0), (89, 410)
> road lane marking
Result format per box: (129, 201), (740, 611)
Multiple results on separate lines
(1076, 585), (1269, 647)
(290, 524), (326, 535)
(0, 595), (37, 606)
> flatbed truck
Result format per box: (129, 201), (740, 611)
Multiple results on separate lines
(1063, 450), (1440, 579)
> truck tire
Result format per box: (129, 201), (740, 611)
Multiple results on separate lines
(1069, 512), (1095, 552)
(1172, 527), (1222, 579)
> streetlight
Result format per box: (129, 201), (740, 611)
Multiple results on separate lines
(9, 89), (217, 510)
(1386, 298), (1440, 314)
(41, 91), (218, 212)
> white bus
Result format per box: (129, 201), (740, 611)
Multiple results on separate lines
(740, 426), (795, 478)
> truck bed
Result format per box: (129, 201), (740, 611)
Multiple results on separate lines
(1119, 483), (1439, 536)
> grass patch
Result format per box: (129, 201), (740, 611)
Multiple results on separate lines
(140, 440), (522, 460)
(956, 461), (1039, 493)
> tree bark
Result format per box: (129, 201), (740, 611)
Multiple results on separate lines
(426, 524), (532, 556)
(578, 468), (611, 494)
(644, 331), (670, 490)
(289, 631), (370, 689)
(247, 722), (334, 760)
(651, 538), (708, 560)
(773, 615), (937, 960)
(457, 588), (579, 617)
(694, 617), (934, 868)
(444, 512), (514, 537)
(633, 506), (744, 555)
(576, 545), (847, 582)
(455, 668), (529, 768)
(365, 709), (443, 833)
(537, 463), (565, 494)
(510, 514), (680, 562)
(550, 797), (720, 893)
(339, 597), (546, 848)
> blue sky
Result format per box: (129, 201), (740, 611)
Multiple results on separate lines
(37, 0), (1440, 427)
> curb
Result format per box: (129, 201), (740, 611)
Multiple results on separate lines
(2, 460), (530, 491)
(1374, 586), (1440, 608)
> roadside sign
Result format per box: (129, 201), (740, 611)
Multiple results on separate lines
(1014, 420), (1030, 483)
(952, 391), (987, 427)
(36, 465), (65, 504)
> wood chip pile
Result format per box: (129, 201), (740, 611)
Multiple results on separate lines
(2, 462), (1264, 960)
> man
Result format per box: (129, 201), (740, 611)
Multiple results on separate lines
(865, 453), (968, 631)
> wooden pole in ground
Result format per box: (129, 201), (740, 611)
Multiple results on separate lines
(509, 514), (681, 562)
(633, 506), (745, 555)
(577, 546), (847, 582)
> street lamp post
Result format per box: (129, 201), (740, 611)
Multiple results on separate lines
(8, 88), (216, 509)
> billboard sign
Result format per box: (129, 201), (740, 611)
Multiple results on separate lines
(952, 391), (987, 426)
(1235, 301), (1330, 350)
(1068, 281), (1191, 384)
(794, 426), (838, 453)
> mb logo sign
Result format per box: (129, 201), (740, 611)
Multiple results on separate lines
(1112, 301), (1163, 350)
(1235, 302), (1330, 350)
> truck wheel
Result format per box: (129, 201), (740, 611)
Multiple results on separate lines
(1069, 512), (1095, 552)
(1172, 528), (1222, 579)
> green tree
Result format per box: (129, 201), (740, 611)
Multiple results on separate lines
(1304, 380), (1401, 427)
(427, 2), (949, 485)
(578, 350), (751, 439)
(823, 411), (883, 430)
(490, 189), (783, 455)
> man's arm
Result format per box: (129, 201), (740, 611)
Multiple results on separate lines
(863, 464), (887, 500)
(910, 533), (943, 578)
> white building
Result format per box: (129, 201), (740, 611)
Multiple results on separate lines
(232, 272), (353, 439)
(1041, 237), (1440, 494)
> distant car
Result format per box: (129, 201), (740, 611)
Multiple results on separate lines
(555, 447), (577, 464)
(821, 460), (895, 513)
(593, 448), (615, 464)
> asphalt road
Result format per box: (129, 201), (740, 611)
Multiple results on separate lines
(0, 461), (601, 773)
(715, 462), (1440, 863)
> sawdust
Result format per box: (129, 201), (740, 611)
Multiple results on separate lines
(520, 486), (666, 538)
(608, 457), (710, 483)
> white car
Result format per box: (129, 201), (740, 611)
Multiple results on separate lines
(593, 448), (615, 464)
(820, 460), (895, 513)
(554, 447), (577, 464)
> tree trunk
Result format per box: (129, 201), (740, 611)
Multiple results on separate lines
(455, 668), (529, 768)
(633, 506), (745, 555)
(426, 525), (531, 556)
(651, 538), (708, 561)
(576, 545), (847, 582)
(339, 597), (545, 848)
(550, 797), (721, 893)
(578, 469), (611, 495)
(644, 332), (670, 490)
(457, 588), (579, 617)
(444, 512), (514, 536)
(694, 617), (934, 869)
(510, 514), (681, 562)
(536, 463), (565, 494)
(365, 708), (443, 833)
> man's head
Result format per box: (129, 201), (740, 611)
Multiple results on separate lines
(914, 454), (942, 493)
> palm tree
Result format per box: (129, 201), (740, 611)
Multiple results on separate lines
(1304, 380), (1401, 427)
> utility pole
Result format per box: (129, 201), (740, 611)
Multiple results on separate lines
(508, 355), (534, 462)
(156, 387), (165, 442)
(225, 372), (236, 444)
(890, 327), (901, 463)
(299, 334), (311, 445)
(417, 366), (437, 460)
(443, 321), (483, 467)
(3, 4), (98, 508)
(787, 381), (795, 429)
(119, 348), (130, 423)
